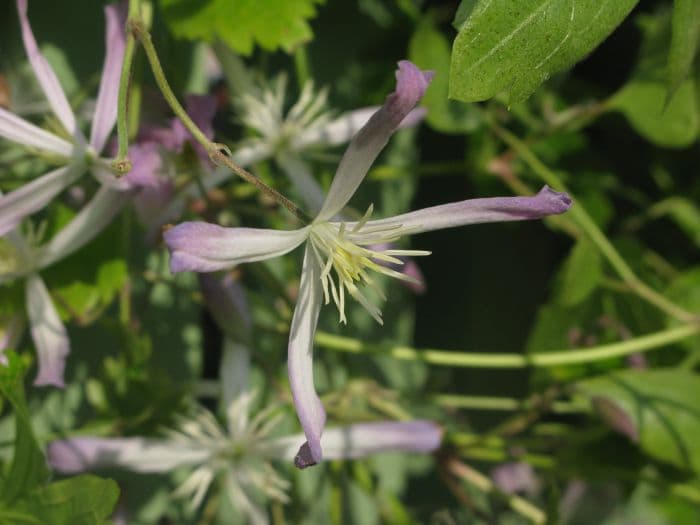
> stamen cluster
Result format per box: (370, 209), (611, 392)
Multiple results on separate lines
(308, 205), (430, 324)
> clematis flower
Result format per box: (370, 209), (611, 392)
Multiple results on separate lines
(228, 78), (429, 291)
(0, 0), (126, 235)
(48, 406), (441, 524)
(48, 281), (441, 524)
(164, 61), (573, 467)
(228, 75), (425, 212)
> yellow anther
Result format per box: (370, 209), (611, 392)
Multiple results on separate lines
(309, 208), (430, 325)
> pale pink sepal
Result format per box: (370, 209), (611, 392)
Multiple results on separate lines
(316, 61), (434, 221)
(16, 0), (79, 139)
(89, 4), (127, 153)
(293, 106), (426, 151)
(25, 274), (69, 387)
(164, 222), (309, 273)
(0, 107), (73, 156)
(269, 420), (442, 465)
(39, 185), (132, 268)
(47, 436), (211, 474)
(0, 164), (82, 237)
(288, 244), (326, 468)
(364, 186), (573, 235)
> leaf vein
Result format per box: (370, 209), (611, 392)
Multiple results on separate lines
(464, 0), (552, 74)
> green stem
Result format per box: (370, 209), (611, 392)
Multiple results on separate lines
(433, 394), (587, 413)
(293, 46), (311, 90)
(491, 122), (695, 323)
(130, 20), (311, 224)
(210, 148), (313, 223)
(458, 446), (556, 469)
(313, 323), (700, 368)
(113, 0), (141, 175)
(132, 21), (209, 147)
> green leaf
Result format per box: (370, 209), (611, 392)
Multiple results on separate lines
(449, 0), (638, 103)
(610, 9), (700, 147)
(409, 16), (482, 133)
(53, 282), (101, 321)
(96, 260), (128, 304)
(14, 475), (120, 525)
(667, 0), (700, 97)
(159, 0), (324, 55)
(611, 77), (699, 148)
(577, 369), (700, 473)
(555, 238), (603, 306)
(0, 353), (49, 503)
(650, 197), (700, 248)
(52, 259), (128, 323)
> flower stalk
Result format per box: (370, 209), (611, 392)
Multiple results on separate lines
(311, 322), (700, 368)
(113, 0), (142, 173)
(433, 394), (587, 413)
(127, 16), (311, 223)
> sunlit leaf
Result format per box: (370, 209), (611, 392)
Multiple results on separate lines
(449, 0), (638, 103)
(96, 260), (128, 304)
(159, 0), (325, 55)
(52, 259), (127, 323)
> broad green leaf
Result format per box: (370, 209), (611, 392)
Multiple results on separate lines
(611, 77), (699, 148)
(14, 475), (119, 525)
(449, 0), (638, 103)
(409, 17), (482, 133)
(160, 0), (325, 55)
(577, 369), (700, 473)
(667, 0), (700, 97)
(611, 9), (700, 147)
(555, 238), (603, 306)
(0, 353), (49, 503)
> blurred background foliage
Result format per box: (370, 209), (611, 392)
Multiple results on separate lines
(1, 0), (700, 523)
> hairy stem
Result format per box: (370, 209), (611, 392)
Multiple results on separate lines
(130, 20), (311, 223)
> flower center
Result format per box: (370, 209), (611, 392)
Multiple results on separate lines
(308, 205), (429, 324)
